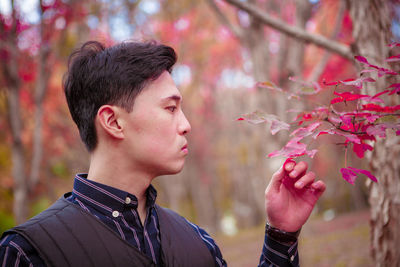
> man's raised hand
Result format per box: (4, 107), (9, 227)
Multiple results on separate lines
(265, 159), (326, 232)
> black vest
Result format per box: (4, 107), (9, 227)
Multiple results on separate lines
(3, 194), (215, 267)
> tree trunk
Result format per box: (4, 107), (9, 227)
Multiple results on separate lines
(347, 0), (400, 265)
(7, 87), (29, 224)
(0, 3), (29, 224)
(29, 2), (51, 191)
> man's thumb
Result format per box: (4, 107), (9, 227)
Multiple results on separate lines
(268, 166), (285, 193)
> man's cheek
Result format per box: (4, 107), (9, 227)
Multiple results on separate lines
(147, 139), (166, 154)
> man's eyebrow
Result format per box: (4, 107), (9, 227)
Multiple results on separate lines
(161, 95), (182, 103)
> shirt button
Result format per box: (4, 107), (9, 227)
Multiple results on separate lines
(290, 255), (295, 262)
(112, 211), (119, 218)
(125, 197), (131, 204)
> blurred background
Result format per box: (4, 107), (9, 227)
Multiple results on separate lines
(1, 0), (399, 266)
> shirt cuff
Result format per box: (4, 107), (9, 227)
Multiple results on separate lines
(260, 225), (299, 267)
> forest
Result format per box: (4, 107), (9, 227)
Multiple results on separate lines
(1, 0), (399, 266)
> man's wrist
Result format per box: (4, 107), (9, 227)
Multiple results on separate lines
(265, 222), (301, 245)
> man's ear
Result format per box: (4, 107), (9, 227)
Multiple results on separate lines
(96, 105), (125, 139)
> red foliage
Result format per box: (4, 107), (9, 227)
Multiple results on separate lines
(240, 53), (400, 185)
(362, 103), (400, 113)
(330, 91), (370, 104)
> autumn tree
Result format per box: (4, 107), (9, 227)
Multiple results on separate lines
(0, 0), (87, 224)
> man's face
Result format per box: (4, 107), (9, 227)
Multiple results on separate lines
(121, 71), (191, 177)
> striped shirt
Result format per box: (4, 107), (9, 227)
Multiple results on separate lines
(0, 174), (299, 266)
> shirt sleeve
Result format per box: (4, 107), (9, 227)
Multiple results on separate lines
(185, 220), (227, 267)
(258, 229), (299, 267)
(0, 233), (46, 267)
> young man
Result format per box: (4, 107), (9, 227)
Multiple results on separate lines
(0, 41), (326, 267)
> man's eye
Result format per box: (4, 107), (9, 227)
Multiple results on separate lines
(167, 106), (177, 112)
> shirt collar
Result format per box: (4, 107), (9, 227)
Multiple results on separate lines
(72, 173), (158, 215)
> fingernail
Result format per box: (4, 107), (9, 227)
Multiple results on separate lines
(296, 181), (303, 188)
(290, 170), (297, 177)
(285, 163), (293, 171)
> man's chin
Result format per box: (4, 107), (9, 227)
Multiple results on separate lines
(157, 163), (185, 176)
(168, 165), (184, 175)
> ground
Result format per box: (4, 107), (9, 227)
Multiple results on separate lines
(215, 209), (371, 267)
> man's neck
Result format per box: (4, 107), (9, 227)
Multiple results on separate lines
(87, 151), (154, 225)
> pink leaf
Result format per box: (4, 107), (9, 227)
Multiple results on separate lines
(238, 110), (290, 135)
(306, 149), (318, 158)
(331, 91), (372, 104)
(388, 42), (400, 48)
(256, 81), (284, 92)
(386, 54), (400, 62)
(288, 77), (323, 95)
(340, 168), (357, 185)
(366, 114), (380, 123)
(355, 56), (398, 77)
(366, 125), (387, 138)
(327, 114), (342, 124)
(353, 142), (373, 158)
(340, 77), (376, 89)
(362, 103), (400, 113)
(355, 56), (369, 64)
(366, 123), (400, 138)
(320, 129), (361, 144)
(270, 120), (291, 135)
(360, 69), (376, 74)
(348, 167), (378, 183)
(340, 115), (353, 128)
(335, 131), (361, 144)
(324, 77), (375, 89)
(388, 83), (400, 95)
(237, 110), (273, 124)
(361, 95), (385, 104)
(372, 90), (390, 98)
(376, 67), (398, 77)
(313, 130), (329, 139)
(341, 167), (378, 184)
(340, 112), (380, 123)
(268, 138), (317, 158)
(290, 122), (322, 139)
(323, 80), (339, 86)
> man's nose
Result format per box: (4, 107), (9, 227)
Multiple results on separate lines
(179, 111), (191, 135)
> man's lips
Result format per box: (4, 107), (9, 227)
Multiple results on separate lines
(181, 144), (188, 153)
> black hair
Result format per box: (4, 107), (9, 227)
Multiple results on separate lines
(63, 40), (177, 151)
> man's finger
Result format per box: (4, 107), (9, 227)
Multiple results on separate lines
(294, 171), (316, 189)
(311, 180), (326, 198)
(284, 162), (295, 172)
(289, 161), (308, 178)
(284, 158), (296, 172)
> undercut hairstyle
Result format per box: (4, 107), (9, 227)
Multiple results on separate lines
(63, 40), (177, 151)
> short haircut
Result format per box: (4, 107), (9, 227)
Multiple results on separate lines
(63, 40), (177, 151)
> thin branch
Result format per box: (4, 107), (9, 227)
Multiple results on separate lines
(206, 0), (243, 39)
(308, 0), (346, 81)
(324, 117), (367, 135)
(223, 0), (353, 60)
